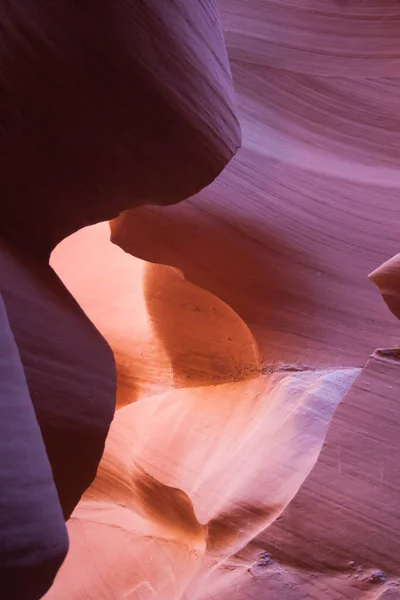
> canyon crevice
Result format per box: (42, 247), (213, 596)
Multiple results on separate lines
(2, 1), (400, 599)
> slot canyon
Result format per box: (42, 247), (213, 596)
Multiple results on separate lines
(2, 1), (400, 599)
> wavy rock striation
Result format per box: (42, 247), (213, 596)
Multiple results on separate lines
(4, 0), (400, 599)
(0, 293), (68, 600)
(0, 1), (239, 598)
(51, 0), (400, 598)
(1, 0), (240, 258)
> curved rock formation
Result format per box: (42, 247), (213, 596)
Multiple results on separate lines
(0, 294), (68, 600)
(42, 358), (359, 599)
(111, 2), (400, 370)
(0, 1), (239, 598)
(369, 254), (400, 322)
(4, 0), (400, 599)
(0, 237), (116, 521)
(1, 0), (240, 258)
(50, 213), (400, 600)
(49, 1), (400, 598)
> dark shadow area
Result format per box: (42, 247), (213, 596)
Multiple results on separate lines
(0, 237), (116, 520)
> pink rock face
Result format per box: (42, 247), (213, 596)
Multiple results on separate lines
(0, 237), (116, 520)
(0, 293), (68, 599)
(1, 0), (240, 257)
(369, 255), (400, 321)
(46, 222), (363, 596)
(48, 1), (400, 598)
(0, 1), (240, 598)
(4, 1), (400, 600)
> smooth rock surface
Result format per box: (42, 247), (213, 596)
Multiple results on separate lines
(43, 350), (359, 598)
(1, 0), (240, 257)
(0, 238), (116, 520)
(7, 0), (400, 598)
(252, 351), (400, 597)
(1, 1), (240, 596)
(369, 254), (400, 321)
(0, 293), (68, 600)
(50, 0), (400, 597)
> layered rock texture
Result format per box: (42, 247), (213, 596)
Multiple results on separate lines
(0, 1), (239, 598)
(2, 1), (400, 599)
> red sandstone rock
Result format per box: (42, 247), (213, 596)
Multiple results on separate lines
(369, 255), (400, 322)
(0, 1), (240, 597)
(0, 237), (116, 521)
(246, 350), (400, 598)
(50, 0), (400, 597)
(0, 293), (68, 600)
(4, 0), (400, 599)
(1, 0), (240, 257)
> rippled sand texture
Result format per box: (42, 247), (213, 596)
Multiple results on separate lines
(50, 1), (400, 599)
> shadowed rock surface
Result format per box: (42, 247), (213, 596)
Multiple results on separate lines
(4, 0), (400, 599)
(50, 1), (400, 598)
(0, 1), (239, 598)
(0, 293), (68, 600)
